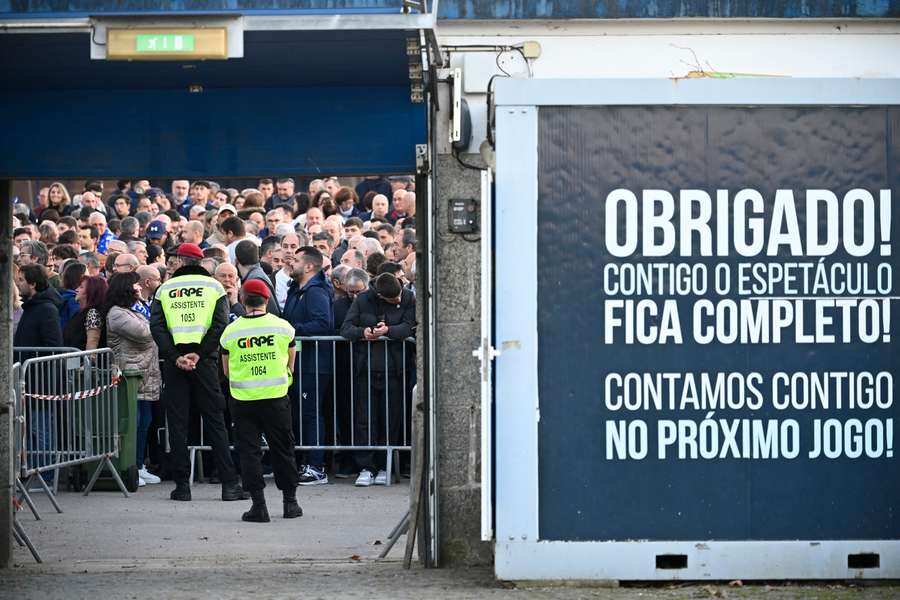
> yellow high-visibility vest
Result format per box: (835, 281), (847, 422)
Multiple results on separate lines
(156, 274), (225, 345)
(220, 313), (295, 401)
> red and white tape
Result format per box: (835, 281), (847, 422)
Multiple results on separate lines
(22, 373), (121, 402)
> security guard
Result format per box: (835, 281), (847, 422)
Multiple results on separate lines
(220, 279), (302, 522)
(150, 243), (246, 502)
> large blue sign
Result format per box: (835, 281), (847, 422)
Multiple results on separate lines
(536, 106), (899, 541)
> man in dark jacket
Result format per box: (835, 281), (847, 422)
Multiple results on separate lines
(150, 243), (245, 502)
(14, 265), (64, 476)
(234, 240), (280, 316)
(14, 264), (64, 350)
(282, 247), (334, 485)
(331, 268), (369, 476)
(340, 273), (415, 486)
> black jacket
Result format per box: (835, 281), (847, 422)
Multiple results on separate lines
(241, 263), (280, 316)
(150, 264), (229, 362)
(14, 288), (64, 351)
(333, 295), (353, 334)
(331, 239), (348, 265)
(340, 288), (415, 374)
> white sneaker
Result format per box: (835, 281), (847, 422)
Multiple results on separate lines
(374, 470), (388, 486)
(355, 469), (374, 487)
(138, 476), (146, 487)
(138, 467), (161, 484)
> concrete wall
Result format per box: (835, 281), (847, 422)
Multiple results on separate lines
(432, 90), (492, 565)
(1, 182), (13, 567)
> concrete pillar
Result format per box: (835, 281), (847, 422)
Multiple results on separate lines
(1, 181), (14, 567)
(431, 99), (493, 566)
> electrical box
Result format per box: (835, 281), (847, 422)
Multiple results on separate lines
(449, 198), (479, 233)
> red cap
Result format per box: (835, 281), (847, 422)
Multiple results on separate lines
(242, 279), (271, 300)
(176, 243), (204, 260)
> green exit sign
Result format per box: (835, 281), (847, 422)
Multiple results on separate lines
(135, 34), (195, 53)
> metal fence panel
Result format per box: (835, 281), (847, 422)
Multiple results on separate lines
(186, 336), (416, 485)
(15, 348), (130, 498)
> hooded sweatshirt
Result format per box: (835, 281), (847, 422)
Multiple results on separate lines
(58, 288), (81, 330)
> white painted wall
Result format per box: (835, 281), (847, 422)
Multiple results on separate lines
(437, 19), (900, 153)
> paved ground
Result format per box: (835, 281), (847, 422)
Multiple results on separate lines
(12, 477), (410, 564)
(4, 479), (899, 599)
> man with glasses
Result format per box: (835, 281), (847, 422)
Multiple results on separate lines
(16, 240), (48, 267)
(329, 266), (369, 478)
(17, 239), (62, 290)
(262, 209), (283, 238)
(133, 265), (162, 319)
(335, 268), (368, 329)
(113, 253), (140, 274)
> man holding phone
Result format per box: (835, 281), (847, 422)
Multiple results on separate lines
(340, 273), (416, 487)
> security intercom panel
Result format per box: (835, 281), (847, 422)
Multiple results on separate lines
(449, 198), (479, 233)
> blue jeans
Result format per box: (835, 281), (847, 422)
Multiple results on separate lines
(136, 400), (153, 468)
(29, 409), (55, 473)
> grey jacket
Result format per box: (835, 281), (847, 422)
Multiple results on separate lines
(242, 263), (281, 316)
(106, 306), (161, 402)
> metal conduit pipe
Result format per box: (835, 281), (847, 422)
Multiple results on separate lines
(0, 20), (92, 32)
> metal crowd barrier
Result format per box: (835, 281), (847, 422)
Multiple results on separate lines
(187, 336), (416, 486)
(12, 346), (79, 503)
(14, 348), (130, 512)
(11, 361), (41, 563)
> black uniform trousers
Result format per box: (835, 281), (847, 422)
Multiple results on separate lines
(162, 357), (237, 486)
(353, 371), (405, 472)
(233, 395), (299, 493)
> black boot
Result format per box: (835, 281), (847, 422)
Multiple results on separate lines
(222, 480), (250, 501)
(170, 482), (191, 501)
(283, 488), (303, 519)
(242, 489), (270, 523)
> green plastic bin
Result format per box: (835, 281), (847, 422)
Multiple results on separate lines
(81, 369), (143, 492)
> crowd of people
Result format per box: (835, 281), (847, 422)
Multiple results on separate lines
(12, 176), (418, 495)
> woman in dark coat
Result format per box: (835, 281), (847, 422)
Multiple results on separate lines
(63, 276), (107, 351)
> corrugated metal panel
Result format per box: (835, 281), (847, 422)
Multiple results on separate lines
(440, 0), (900, 19)
(0, 31), (425, 177)
(0, 1), (403, 18)
(0, 86), (425, 177)
(1, 0), (898, 19)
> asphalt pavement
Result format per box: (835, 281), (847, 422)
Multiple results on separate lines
(4, 479), (899, 599)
